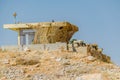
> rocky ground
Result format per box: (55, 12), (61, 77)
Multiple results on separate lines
(0, 49), (120, 80)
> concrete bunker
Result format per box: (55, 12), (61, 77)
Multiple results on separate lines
(3, 22), (78, 45)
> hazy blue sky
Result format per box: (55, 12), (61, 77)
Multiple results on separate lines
(0, 0), (120, 65)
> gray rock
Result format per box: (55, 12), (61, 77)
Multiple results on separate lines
(75, 77), (83, 80)
(32, 74), (47, 80)
(87, 56), (95, 61)
(2, 67), (25, 80)
(56, 57), (62, 62)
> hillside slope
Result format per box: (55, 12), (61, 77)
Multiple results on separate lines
(0, 49), (120, 80)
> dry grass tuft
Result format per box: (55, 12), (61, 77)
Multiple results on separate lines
(16, 58), (39, 65)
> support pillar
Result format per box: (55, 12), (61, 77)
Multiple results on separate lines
(18, 30), (21, 45)
(25, 33), (29, 45)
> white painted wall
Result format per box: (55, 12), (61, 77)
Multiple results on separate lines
(20, 29), (35, 45)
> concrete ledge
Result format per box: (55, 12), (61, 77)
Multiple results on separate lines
(1, 42), (67, 52)
(1, 45), (19, 51)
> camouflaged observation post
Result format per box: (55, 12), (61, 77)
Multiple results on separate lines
(4, 22), (78, 45)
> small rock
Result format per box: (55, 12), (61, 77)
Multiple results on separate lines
(75, 77), (82, 80)
(32, 74), (45, 80)
(56, 58), (62, 62)
(87, 56), (95, 61)
(24, 47), (30, 52)
(2, 59), (9, 64)
(50, 56), (55, 59)
(35, 64), (40, 67)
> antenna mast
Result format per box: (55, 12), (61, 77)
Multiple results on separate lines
(13, 12), (17, 24)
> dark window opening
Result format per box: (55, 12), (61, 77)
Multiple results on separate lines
(59, 27), (63, 29)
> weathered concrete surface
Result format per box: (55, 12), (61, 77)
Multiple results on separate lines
(1, 42), (67, 51)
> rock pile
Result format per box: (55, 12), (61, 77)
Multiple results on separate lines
(1, 67), (25, 80)
(0, 45), (120, 80)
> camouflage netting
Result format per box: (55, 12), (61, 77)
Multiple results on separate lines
(28, 22), (78, 44)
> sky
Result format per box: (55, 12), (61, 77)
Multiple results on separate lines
(0, 0), (120, 65)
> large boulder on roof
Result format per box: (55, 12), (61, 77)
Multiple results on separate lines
(29, 22), (78, 44)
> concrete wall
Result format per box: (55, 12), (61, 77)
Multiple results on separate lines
(26, 42), (67, 51)
(1, 45), (19, 52)
(1, 42), (67, 52)
(1, 43), (87, 55)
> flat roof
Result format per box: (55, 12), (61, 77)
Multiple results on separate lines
(3, 22), (78, 31)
